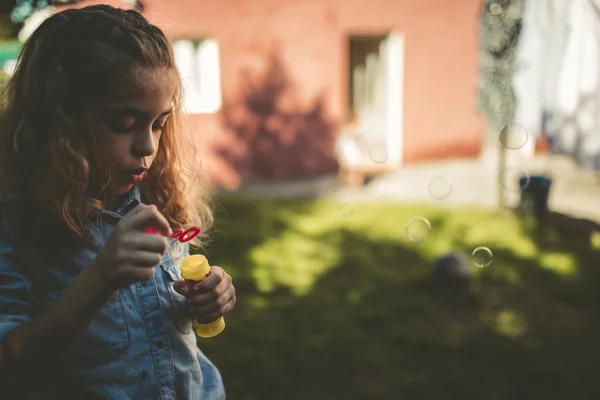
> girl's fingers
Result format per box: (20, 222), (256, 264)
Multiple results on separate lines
(173, 279), (186, 295)
(131, 251), (163, 267)
(129, 234), (168, 254)
(125, 205), (172, 237)
(192, 297), (236, 324)
(188, 278), (229, 306)
(128, 203), (153, 216)
(220, 296), (236, 315)
(188, 286), (235, 315)
(191, 267), (225, 293)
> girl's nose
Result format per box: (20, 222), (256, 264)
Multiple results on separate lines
(132, 129), (157, 157)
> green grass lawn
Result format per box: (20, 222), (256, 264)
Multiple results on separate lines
(193, 197), (600, 400)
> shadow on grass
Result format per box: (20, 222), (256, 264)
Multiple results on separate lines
(196, 198), (600, 400)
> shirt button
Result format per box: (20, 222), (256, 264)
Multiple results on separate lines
(141, 279), (148, 286)
(156, 340), (166, 348)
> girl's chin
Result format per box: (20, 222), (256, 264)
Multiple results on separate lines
(113, 183), (136, 195)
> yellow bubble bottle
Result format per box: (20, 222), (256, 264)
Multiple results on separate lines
(179, 254), (226, 338)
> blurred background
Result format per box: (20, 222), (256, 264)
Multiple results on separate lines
(2, 0), (600, 399)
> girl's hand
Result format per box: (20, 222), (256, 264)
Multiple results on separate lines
(92, 204), (173, 292)
(174, 267), (236, 324)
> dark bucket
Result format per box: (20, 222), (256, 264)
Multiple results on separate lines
(519, 175), (552, 217)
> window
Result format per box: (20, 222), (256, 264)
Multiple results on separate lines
(173, 39), (222, 114)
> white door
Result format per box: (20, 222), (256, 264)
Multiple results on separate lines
(382, 32), (405, 166)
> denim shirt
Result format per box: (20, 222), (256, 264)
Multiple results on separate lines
(0, 186), (226, 400)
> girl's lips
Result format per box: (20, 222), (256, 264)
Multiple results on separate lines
(128, 170), (147, 183)
(132, 167), (148, 175)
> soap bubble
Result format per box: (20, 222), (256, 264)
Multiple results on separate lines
(337, 200), (354, 216)
(499, 123), (529, 150)
(369, 144), (389, 164)
(472, 246), (493, 268)
(169, 240), (186, 260)
(428, 177), (452, 200)
(490, 3), (502, 15)
(405, 216), (432, 243)
(500, 167), (530, 192)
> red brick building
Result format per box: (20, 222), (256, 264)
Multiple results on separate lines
(57, 0), (485, 189)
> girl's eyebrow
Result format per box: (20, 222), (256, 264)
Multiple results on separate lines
(108, 107), (173, 118)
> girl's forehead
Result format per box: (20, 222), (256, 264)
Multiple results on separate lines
(133, 67), (177, 88)
(103, 68), (178, 111)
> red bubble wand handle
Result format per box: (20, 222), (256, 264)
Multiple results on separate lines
(144, 226), (201, 243)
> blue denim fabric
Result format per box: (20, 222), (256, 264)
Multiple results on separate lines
(0, 186), (226, 400)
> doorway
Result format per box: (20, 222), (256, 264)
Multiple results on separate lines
(348, 33), (405, 166)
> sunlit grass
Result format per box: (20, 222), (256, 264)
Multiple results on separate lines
(539, 252), (577, 277)
(216, 200), (580, 296)
(591, 231), (600, 250)
(493, 308), (529, 339)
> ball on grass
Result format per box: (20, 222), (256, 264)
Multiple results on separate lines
(432, 251), (473, 290)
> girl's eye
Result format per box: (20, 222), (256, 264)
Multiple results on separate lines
(152, 125), (164, 133)
(109, 118), (136, 133)
(110, 124), (134, 133)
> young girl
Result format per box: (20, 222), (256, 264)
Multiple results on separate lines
(0, 5), (235, 399)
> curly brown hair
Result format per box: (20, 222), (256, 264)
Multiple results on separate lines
(0, 5), (212, 247)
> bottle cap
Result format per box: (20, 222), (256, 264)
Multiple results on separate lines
(180, 254), (210, 281)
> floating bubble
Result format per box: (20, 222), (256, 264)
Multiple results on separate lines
(337, 200), (354, 216)
(500, 167), (530, 192)
(428, 177), (452, 200)
(369, 144), (389, 164)
(499, 123), (529, 150)
(169, 240), (186, 260)
(405, 216), (432, 243)
(472, 246), (493, 268)
(490, 3), (502, 15)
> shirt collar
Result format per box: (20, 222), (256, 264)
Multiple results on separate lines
(101, 185), (141, 218)
(126, 184), (142, 207)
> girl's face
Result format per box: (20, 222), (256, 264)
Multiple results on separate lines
(92, 69), (177, 195)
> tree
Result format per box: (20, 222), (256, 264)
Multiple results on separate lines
(0, 68), (10, 111)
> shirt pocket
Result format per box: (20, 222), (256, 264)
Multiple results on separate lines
(70, 290), (131, 360)
(161, 257), (193, 335)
